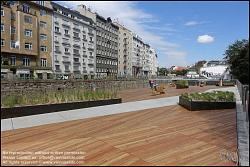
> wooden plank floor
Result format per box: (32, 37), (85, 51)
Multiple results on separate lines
(1, 105), (237, 166)
(118, 85), (220, 102)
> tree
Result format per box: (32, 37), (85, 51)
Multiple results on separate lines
(158, 68), (168, 76)
(224, 39), (249, 84)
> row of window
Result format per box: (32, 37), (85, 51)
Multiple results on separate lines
(96, 59), (117, 65)
(1, 56), (47, 67)
(54, 9), (93, 26)
(1, 39), (47, 51)
(96, 68), (117, 73)
(1, 25), (48, 40)
(96, 21), (118, 35)
(54, 26), (94, 42)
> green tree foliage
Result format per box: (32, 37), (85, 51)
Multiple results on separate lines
(224, 39), (249, 84)
(158, 68), (169, 76)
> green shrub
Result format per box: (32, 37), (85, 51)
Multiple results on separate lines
(176, 80), (189, 89)
(180, 91), (235, 102)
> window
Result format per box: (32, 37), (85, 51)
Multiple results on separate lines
(65, 48), (69, 53)
(24, 29), (32, 37)
(24, 15), (32, 23)
(54, 36), (58, 42)
(62, 11), (68, 16)
(40, 46), (47, 52)
(10, 56), (16, 65)
(89, 52), (92, 56)
(40, 21), (47, 28)
(55, 46), (61, 53)
(25, 43), (32, 50)
(10, 41), (18, 48)
(1, 8), (4, 16)
(74, 58), (79, 62)
(73, 32), (79, 37)
(1, 23), (4, 32)
(90, 37), (93, 42)
(22, 4), (30, 13)
(64, 29), (69, 35)
(11, 12), (15, 20)
(83, 35), (86, 40)
(71, 15), (75, 19)
(1, 39), (5, 46)
(41, 58), (47, 67)
(40, 9), (46, 16)
(11, 26), (16, 34)
(36, 1), (45, 6)
(73, 49), (79, 54)
(55, 65), (60, 71)
(65, 65), (69, 71)
(40, 34), (47, 40)
(55, 26), (60, 32)
(22, 57), (30, 66)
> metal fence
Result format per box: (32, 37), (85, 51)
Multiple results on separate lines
(236, 80), (249, 122)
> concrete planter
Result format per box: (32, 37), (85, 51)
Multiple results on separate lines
(1, 98), (122, 119)
(179, 96), (236, 111)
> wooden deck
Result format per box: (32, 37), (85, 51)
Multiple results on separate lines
(118, 85), (219, 102)
(1, 105), (237, 166)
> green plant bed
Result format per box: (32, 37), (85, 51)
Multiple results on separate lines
(1, 88), (118, 108)
(176, 80), (189, 89)
(179, 91), (236, 111)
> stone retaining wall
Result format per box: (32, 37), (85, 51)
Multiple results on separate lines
(1, 79), (150, 96)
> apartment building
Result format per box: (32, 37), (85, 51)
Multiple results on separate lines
(113, 22), (133, 77)
(96, 15), (119, 78)
(51, 2), (96, 79)
(150, 48), (158, 76)
(1, 1), (53, 79)
(132, 34), (144, 77)
(142, 43), (151, 77)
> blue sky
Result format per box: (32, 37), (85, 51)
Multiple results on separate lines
(57, 1), (249, 68)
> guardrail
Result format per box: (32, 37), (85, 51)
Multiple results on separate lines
(236, 80), (249, 122)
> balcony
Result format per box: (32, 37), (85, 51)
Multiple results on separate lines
(89, 56), (94, 59)
(55, 50), (62, 54)
(62, 60), (70, 64)
(73, 53), (80, 57)
(73, 27), (80, 32)
(82, 38), (87, 42)
(73, 36), (81, 40)
(73, 61), (80, 65)
(73, 44), (81, 49)
(55, 31), (61, 35)
(88, 32), (94, 36)
(82, 62), (86, 66)
(64, 34), (70, 38)
(64, 52), (70, 55)
(62, 42), (71, 47)
(62, 23), (70, 28)
(83, 70), (87, 73)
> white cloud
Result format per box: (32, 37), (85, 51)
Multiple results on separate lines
(185, 20), (210, 26)
(197, 35), (215, 43)
(185, 21), (199, 26)
(57, 1), (188, 67)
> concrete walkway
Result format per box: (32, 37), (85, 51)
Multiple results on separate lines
(1, 95), (179, 131)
